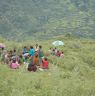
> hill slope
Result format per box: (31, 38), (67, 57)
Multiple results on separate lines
(0, 0), (95, 40)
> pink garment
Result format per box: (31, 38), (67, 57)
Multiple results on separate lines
(10, 63), (20, 69)
(60, 53), (64, 58)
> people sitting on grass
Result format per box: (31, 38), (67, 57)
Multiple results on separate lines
(0, 44), (67, 72)
(48, 47), (64, 58)
(0, 43), (65, 72)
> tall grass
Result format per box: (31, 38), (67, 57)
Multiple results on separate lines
(0, 38), (95, 96)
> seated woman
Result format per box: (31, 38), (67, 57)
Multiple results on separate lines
(10, 59), (20, 69)
(42, 57), (49, 69)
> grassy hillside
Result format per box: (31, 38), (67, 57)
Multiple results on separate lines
(0, 37), (95, 96)
(0, 0), (95, 40)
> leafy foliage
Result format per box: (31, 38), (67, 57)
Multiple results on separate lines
(0, 0), (95, 40)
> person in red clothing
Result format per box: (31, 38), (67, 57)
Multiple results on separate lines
(42, 57), (49, 69)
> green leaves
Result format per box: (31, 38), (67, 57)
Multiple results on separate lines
(0, 0), (95, 40)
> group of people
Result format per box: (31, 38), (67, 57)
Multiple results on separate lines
(48, 47), (64, 58)
(0, 44), (49, 72)
(0, 44), (65, 72)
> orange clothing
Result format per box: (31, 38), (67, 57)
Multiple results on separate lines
(33, 56), (40, 66)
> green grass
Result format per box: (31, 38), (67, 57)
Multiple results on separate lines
(0, 37), (95, 96)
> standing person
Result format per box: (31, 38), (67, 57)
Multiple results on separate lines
(38, 45), (44, 64)
(33, 54), (40, 66)
(4, 51), (9, 64)
(29, 46), (35, 57)
(0, 48), (5, 62)
(23, 46), (29, 64)
(54, 47), (58, 55)
(0, 48), (4, 57)
(34, 44), (39, 54)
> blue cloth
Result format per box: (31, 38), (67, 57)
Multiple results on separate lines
(29, 48), (35, 56)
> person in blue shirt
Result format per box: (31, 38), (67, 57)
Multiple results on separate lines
(29, 46), (35, 56)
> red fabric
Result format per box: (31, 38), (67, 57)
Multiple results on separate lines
(42, 59), (49, 69)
